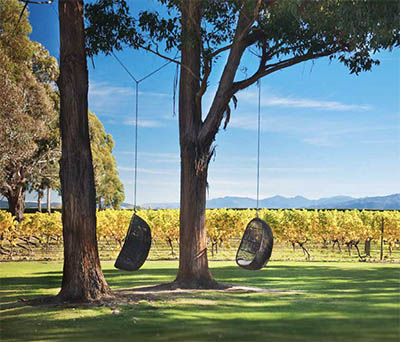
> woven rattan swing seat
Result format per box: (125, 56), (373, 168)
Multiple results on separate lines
(236, 217), (273, 270)
(115, 214), (151, 271)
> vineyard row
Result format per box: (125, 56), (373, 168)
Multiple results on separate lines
(1, 209), (399, 261)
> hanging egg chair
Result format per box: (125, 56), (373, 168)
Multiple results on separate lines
(114, 214), (151, 271)
(236, 217), (273, 270)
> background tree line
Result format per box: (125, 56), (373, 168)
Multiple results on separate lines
(0, 0), (124, 222)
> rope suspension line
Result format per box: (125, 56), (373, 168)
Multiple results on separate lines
(112, 52), (176, 271)
(134, 82), (139, 212)
(235, 78), (273, 271)
(256, 79), (261, 217)
(111, 52), (174, 211)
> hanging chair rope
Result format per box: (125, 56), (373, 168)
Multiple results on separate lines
(256, 80), (261, 217)
(134, 83), (139, 212)
(111, 52), (176, 211)
(111, 52), (177, 271)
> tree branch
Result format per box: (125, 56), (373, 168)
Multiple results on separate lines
(230, 49), (341, 95)
(199, 0), (263, 147)
(138, 43), (180, 65)
(138, 44), (202, 83)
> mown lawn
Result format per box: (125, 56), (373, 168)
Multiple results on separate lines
(1, 260), (399, 342)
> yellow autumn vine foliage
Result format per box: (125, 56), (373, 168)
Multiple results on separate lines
(0, 209), (398, 253)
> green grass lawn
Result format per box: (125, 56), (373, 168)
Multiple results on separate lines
(1, 260), (399, 342)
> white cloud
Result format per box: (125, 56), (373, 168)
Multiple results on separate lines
(238, 90), (372, 112)
(264, 96), (371, 111)
(138, 91), (169, 98)
(89, 82), (169, 98)
(118, 166), (177, 176)
(89, 81), (133, 97)
(117, 151), (179, 160)
(123, 119), (164, 128)
(228, 113), (310, 133)
(303, 137), (337, 147)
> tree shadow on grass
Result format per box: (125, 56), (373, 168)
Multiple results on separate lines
(1, 263), (399, 341)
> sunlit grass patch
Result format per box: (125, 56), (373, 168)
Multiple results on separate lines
(1, 260), (399, 342)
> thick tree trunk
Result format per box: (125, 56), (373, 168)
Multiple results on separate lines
(57, 0), (111, 302)
(175, 148), (216, 288)
(7, 187), (25, 222)
(173, 1), (258, 288)
(174, 1), (217, 288)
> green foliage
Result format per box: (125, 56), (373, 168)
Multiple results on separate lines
(0, 0), (33, 75)
(88, 111), (125, 209)
(85, 0), (399, 74)
(0, 0), (60, 220)
(84, 0), (140, 56)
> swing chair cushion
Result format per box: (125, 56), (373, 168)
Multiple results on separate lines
(236, 217), (273, 270)
(115, 214), (151, 271)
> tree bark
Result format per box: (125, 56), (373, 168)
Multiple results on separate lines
(364, 239), (371, 257)
(37, 192), (42, 212)
(57, 0), (111, 302)
(174, 1), (260, 288)
(174, 1), (216, 288)
(175, 147), (216, 287)
(7, 187), (25, 222)
(46, 187), (51, 214)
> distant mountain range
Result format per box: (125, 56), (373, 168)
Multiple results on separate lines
(142, 193), (400, 210)
(1, 194), (399, 210)
(0, 201), (134, 209)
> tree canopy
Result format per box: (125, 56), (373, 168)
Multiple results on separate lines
(0, 0), (60, 221)
(88, 111), (125, 209)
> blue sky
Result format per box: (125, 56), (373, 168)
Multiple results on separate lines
(26, 1), (399, 205)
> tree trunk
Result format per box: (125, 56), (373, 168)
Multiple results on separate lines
(46, 187), (51, 214)
(175, 148), (216, 288)
(333, 239), (342, 252)
(57, 0), (111, 302)
(298, 242), (310, 261)
(167, 237), (175, 256)
(174, 2), (257, 288)
(37, 192), (42, 212)
(346, 242), (352, 256)
(174, 1), (217, 289)
(364, 239), (371, 257)
(7, 187), (25, 222)
(353, 241), (365, 261)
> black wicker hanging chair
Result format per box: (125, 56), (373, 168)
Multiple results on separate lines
(115, 214), (151, 271)
(236, 217), (273, 270)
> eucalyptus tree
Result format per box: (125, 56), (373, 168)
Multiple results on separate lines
(57, 0), (111, 301)
(0, 0), (60, 221)
(85, 0), (399, 288)
(89, 111), (125, 210)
